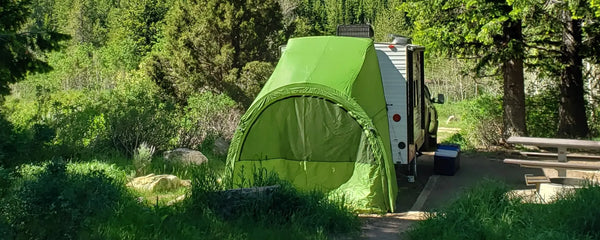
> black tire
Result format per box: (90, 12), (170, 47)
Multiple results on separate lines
(421, 132), (437, 152)
(428, 135), (437, 150)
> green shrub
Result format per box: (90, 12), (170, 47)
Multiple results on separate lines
(27, 75), (179, 157)
(44, 90), (109, 157)
(237, 61), (274, 99)
(176, 92), (241, 150)
(103, 78), (178, 156)
(133, 142), (156, 176)
(462, 95), (504, 148)
(441, 133), (473, 151)
(0, 110), (54, 167)
(0, 166), (11, 198)
(526, 87), (559, 138)
(3, 161), (126, 239)
(0, 115), (18, 167)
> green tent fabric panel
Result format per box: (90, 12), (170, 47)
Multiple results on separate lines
(329, 162), (386, 213)
(347, 44), (397, 210)
(240, 96), (362, 163)
(350, 42), (387, 120)
(254, 37), (374, 102)
(227, 36), (400, 212)
(234, 159), (355, 191)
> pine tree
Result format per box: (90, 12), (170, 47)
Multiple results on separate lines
(0, 0), (69, 97)
(145, 0), (284, 107)
(402, 0), (528, 138)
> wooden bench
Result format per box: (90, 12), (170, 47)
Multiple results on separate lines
(519, 152), (600, 160)
(506, 136), (600, 177)
(524, 174), (550, 191)
(504, 158), (600, 171)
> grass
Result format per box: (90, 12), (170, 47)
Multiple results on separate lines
(407, 179), (600, 240)
(435, 101), (477, 151)
(0, 154), (361, 239)
(435, 100), (471, 130)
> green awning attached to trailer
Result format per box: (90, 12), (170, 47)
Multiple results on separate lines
(227, 36), (398, 212)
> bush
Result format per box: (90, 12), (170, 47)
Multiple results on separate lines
(133, 142), (156, 176)
(0, 166), (11, 198)
(3, 161), (126, 239)
(103, 79), (178, 156)
(441, 133), (474, 151)
(462, 95), (504, 148)
(42, 90), (109, 157)
(236, 61), (274, 99)
(0, 110), (55, 167)
(176, 92), (242, 150)
(526, 87), (559, 138)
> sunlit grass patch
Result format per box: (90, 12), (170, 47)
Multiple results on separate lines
(408, 179), (600, 240)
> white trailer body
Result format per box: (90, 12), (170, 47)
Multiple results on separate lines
(375, 43), (426, 165)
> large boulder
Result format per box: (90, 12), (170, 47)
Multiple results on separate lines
(163, 148), (208, 165)
(127, 174), (191, 192)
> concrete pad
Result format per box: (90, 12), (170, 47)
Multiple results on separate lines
(538, 183), (579, 203)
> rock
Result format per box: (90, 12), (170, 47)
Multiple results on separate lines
(214, 185), (280, 219)
(213, 137), (230, 156)
(127, 174), (192, 192)
(163, 148), (208, 165)
(167, 194), (187, 206)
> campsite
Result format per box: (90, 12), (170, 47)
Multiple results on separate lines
(3, 0), (600, 239)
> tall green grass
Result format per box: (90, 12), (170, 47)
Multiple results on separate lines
(1, 159), (360, 239)
(408, 179), (600, 240)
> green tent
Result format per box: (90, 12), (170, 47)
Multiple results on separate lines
(226, 36), (397, 212)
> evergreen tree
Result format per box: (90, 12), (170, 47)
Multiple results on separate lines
(402, 0), (528, 138)
(146, 0), (284, 107)
(0, 0), (69, 97)
(521, 0), (600, 137)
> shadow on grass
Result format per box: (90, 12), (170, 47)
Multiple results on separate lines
(1, 160), (361, 239)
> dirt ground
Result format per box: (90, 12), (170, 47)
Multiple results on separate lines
(359, 150), (547, 239)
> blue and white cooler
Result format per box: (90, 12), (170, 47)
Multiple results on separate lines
(434, 144), (461, 176)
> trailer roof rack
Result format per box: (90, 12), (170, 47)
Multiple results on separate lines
(336, 24), (374, 38)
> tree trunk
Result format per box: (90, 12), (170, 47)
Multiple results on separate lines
(558, 11), (589, 138)
(502, 19), (527, 138)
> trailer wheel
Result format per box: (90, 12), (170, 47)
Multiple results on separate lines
(421, 133), (437, 151)
(428, 135), (437, 150)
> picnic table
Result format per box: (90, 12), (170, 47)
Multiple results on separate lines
(504, 136), (600, 178)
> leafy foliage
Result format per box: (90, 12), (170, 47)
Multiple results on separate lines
(133, 142), (155, 176)
(526, 87), (560, 138)
(177, 92), (241, 150)
(102, 77), (178, 156)
(2, 161), (125, 239)
(402, 0), (527, 137)
(146, 0), (283, 107)
(0, 0), (69, 96)
(461, 95), (504, 147)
